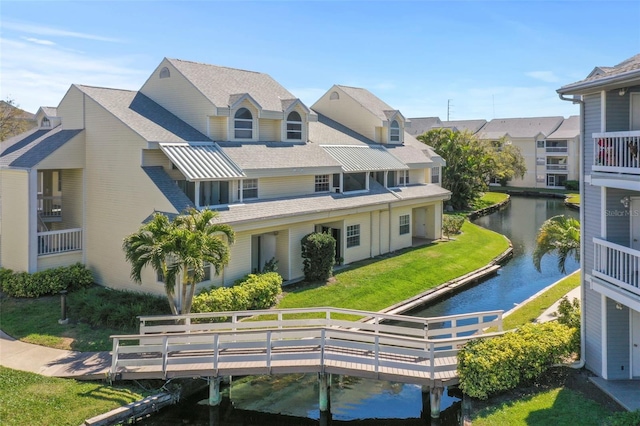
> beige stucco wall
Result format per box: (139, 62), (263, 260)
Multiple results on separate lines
(0, 169), (31, 272)
(38, 251), (83, 271)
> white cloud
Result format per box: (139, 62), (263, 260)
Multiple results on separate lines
(23, 37), (56, 46)
(0, 37), (148, 113)
(3, 20), (123, 43)
(525, 71), (560, 83)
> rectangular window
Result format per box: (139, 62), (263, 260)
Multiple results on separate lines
(239, 179), (258, 199)
(287, 122), (302, 140)
(386, 171), (396, 187)
(315, 175), (330, 192)
(343, 172), (367, 192)
(399, 214), (410, 235)
(399, 170), (410, 186)
(346, 224), (360, 248)
(537, 140), (545, 148)
(430, 167), (439, 184)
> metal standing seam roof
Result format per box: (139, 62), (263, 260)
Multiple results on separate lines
(321, 145), (408, 172)
(159, 142), (245, 181)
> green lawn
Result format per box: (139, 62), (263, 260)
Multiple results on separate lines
(471, 192), (509, 211)
(565, 193), (580, 205)
(472, 387), (612, 426)
(502, 270), (580, 330)
(0, 367), (144, 426)
(278, 221), (509, 311)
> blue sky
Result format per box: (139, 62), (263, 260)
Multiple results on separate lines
(2, 1), (639, 120)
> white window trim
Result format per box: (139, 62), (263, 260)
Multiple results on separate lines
(315, 174), (330, 193)
(399, 170), (410, 186)
(239, 178), (258, 200)
(346, 224), (360, 248)
(230, 106), (258, 141)
(399, 214), (410, 235)
(389, 120), (401, 143)
(430, 167), (439, 184)
(285, 111), (304, 141)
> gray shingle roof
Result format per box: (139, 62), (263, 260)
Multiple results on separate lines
(477, 116), (564, 139)
(159, 142), (245, 181)
(76, 85), (210, 143)
(142, 166), (194, 213)
(336, 85), (399, 121)
(0, 126), (83, 168)
(167, 58), (299, 112)
(406, 117), (443, 136)
(211, 181), (450, 226)
(558, 54), (640, 94)
(40, 107), (58, 117)
(546, 116), (580, 140)
(439, 119), (488, 134)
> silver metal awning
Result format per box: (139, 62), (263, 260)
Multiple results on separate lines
(159, 142), (245, 181)
(321, 145), (408, 172)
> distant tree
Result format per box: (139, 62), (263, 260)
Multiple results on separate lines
(533, 215), (580, 274)
(418, 128), (494, 210)
(490, 140), (527, 186)
(0, 98), (32, 141)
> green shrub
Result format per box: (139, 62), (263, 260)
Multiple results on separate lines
(458, 322), (576, 399)
(606, 410), (640, 426)
(557, 296), (581, 353)
(442, 215), (465, 239)
(301, 232), (336, 282)
(0, 263), (93, 298)
(192, 272), (283, 313)
(565, 180), (579, 191)
(68, 286), (169, 330)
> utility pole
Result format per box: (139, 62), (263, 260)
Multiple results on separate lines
(447, 99), (452, 121)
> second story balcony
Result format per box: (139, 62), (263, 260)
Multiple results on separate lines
(593, 131), (640, 175)
(593, 237), (640, 298)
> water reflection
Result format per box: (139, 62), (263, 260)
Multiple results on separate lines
(136, 196), (578, 425)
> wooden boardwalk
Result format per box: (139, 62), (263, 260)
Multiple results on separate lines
(111, 307), (504, 388)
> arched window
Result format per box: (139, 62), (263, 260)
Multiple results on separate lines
(330, 91), (340, 100)
(234, 107), (253, 139)
(159, 67), (170, 79)
(41, 117), (51, 128)
(390, 120), (400, 142)
(286, 111), (302, 140)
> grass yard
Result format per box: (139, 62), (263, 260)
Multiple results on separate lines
(565, 193), (580, 205)
(472, 387), (612, 426)
(0, 367), (144, 426)
(470, 192), (509, 211)
(277, 221), (509, 311)
(501, 270), (580, 330)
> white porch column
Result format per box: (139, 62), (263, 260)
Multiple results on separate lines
(28, 168), (38, 272)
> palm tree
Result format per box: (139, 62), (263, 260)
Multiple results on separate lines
(169, 208), (235, 314)
(533, 215), (580, 274)
(123, 208), (235, 315)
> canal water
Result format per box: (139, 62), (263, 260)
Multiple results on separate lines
(136, 196), (579, 426)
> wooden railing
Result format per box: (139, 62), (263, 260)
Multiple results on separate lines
(110, 309), (504, 383)
(593, 238), (640, 297)
(593, 131), (640, 174)
(37, 228), (82, 256)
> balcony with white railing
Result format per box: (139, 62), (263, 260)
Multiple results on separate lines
(593, 131), (640, 175)
(546, 147), (568, 153)
(546, 164), (567, 171)
(38, 195), (62, 221)
(593, 238), (640, 298)
(38, 228), (82, 256)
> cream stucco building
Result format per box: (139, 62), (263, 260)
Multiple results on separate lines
(0, 58), (449, 297)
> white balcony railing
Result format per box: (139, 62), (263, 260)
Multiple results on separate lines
(37, 195), (62, 218)
(593, 237), (640, 297)
(546, 164), (567, 171)
(38, 228), (82, 256)
(546, 147), (568, 153)
(593, 131), (640, 174)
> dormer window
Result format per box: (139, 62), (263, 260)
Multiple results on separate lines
(41, 117), (51, 128)
(286, 111), (302, 140)
(234, 108), (253, 139)
(390, 120), (400, 143)
(159, 67), (170, 79)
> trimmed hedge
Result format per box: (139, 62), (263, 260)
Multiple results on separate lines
(0, 263), (93, 298)
(458, 322), (577, 399)
(192, 272), (282, 314)
(301, 232), (336, 282)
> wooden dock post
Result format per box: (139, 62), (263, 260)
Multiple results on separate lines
(318, 373), (330, 413)
(420, 385), (430, 420)
(208, 377), (222, 406)
(429, 385), (444, 419)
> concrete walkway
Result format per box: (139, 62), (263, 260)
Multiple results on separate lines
(536, 285), (581, 323)
(0, 330), (110, 379)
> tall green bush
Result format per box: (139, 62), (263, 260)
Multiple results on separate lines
(458, 322), (577, 399)
(442, 215), (465, 240)
(0, 263), (93, 298)
(301, 232), (335, 282)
